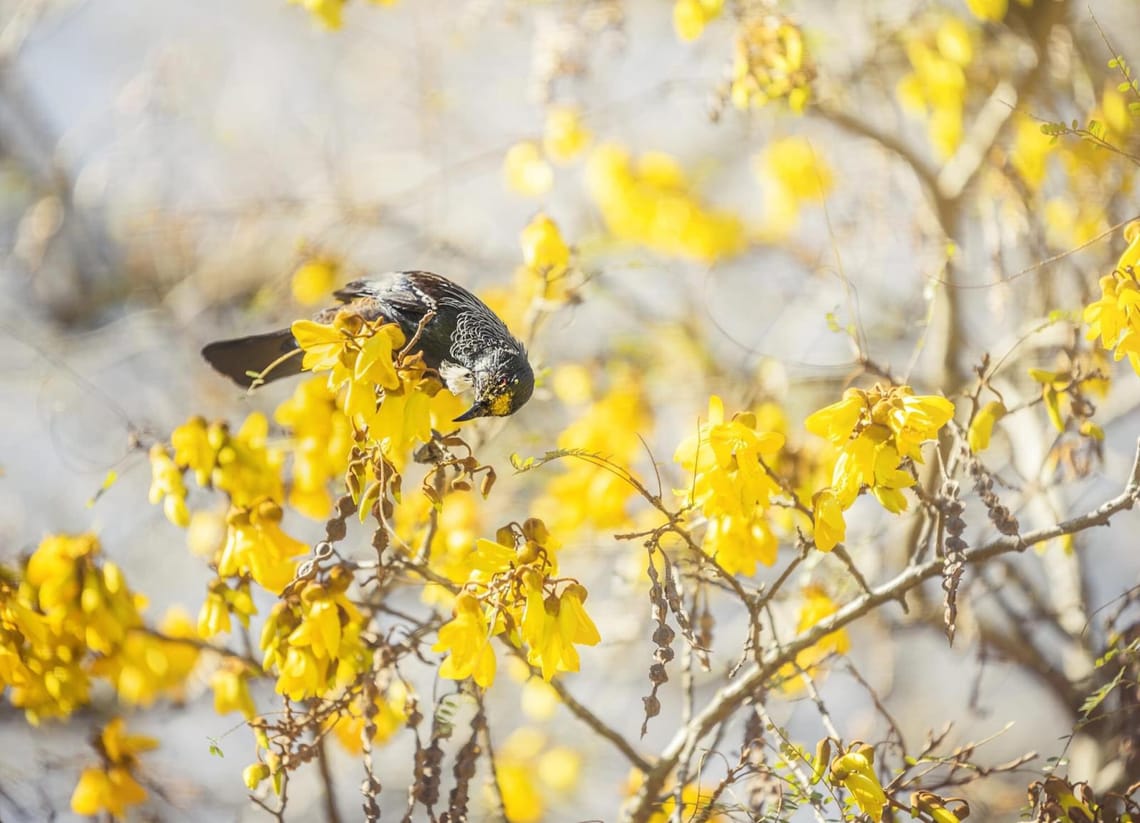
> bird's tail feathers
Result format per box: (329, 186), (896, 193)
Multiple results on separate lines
(201, 330), (303, 388)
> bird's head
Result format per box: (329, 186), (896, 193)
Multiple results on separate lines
(454, 352), (534, 421)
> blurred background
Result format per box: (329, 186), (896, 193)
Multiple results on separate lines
(3, 0), (1140, 819)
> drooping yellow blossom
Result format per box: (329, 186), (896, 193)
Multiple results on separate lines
(672, 0), (723, 42)
(165, 413), (285, 507)
(543, 107), (591, 163)
(520, 213), (570, 275)
(805, 384), (953, 515)
(1009, 114), (1055, 191)
(198, 577), (256, 638)
(260, 567), (370, 700)
(291, 314), (452, 466)
(395, 491), (482, 605)
(291, 257), (339, 306)
(968, 400), (1007, 452)
(216, 498), (308, 595)
(521, 582), (601, 681)
(730, 14), (813, 113)
(504, 141), (554, 197)
(328, 680), (408, 754)
(966, 0), (1008, 22)
(435, 518), (598, 686)
(147, 445), (190, 527)
(897, 17), (974, 159)
(829, 744), (889, 822)
(3, 534), (198, 724)
(493, 727), (585, 822)
(274, 377), (353, 518)
(778, 585), (849, 690)
(70, 718), (158, 819)
(91, 608), (200, 707)
(755, 136), (833, 236)
(533, 372), (651, 534)
(586, 143), (746, 263)
(1085, 222), (1140, 375)
(810, 488), (846, 552)
(433, 592), (499, 688)
(210, 658), (258, 719)
(674, 396), (786, 574)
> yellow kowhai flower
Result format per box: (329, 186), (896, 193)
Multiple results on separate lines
(897, 17), (973, 159)
(533, 373), (651, 534)
(23, 534), (141, 656)
(91, 608), (200, 707)
(810, 488), (846, 552)
(260, 568), (370, 700)
(168, 414), (284, 507)
(433, 592), (499, 688)
(274, 376), (353, 518)
(755, 136), (833, 238)
(806, 384), (953, 513)
(198, 577), (256, 638)
(328, 680), (408, 754)
(730, 14), (813, 113)
(291, 257), (339, 306)
(217, 499), (308, 595)
(504, 141), (554, 197)
(968, 400), (1007, 453)
(394, 491), (482, 606)
(543, 107), (591, 163)
(586, 143), (746, 263)
(1085, 222), (1140, 375)
(778, 585), (849, 690)
(147, 445), (190, 527)
(829, 743), (888, 822)
(674, 396), (786, 575)
(211, 658), (258, 719)
(70, 717), (158, 819)
(521, 581), (601, 681)
(292, 316), (450, 466)
(672, 0), (723, 42)
(493, 727), (585, 822)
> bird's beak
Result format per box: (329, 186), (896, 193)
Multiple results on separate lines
(453, 401), (486, 422)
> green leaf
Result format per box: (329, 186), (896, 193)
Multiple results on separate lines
(1080, 666), (1125, 717)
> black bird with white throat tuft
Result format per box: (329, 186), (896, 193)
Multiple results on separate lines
(201, 271), (534, 421)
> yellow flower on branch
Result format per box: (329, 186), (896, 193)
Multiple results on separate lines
(273, 377), (353, 518)
(328, 680), (408, 754)
(533, 372), (650, 534)
(211, 658), (258, 719)
(729, 14), (814, 112)
(543, 107), (591, 162)
(291, 257), (339, 306)
(216, 499), (308, 595)
(504, 141), (554, 197)
(260, 568), (370, 700)
(1085, 222), (1140, 375)
(805, 384), (953, 516)
(672, 0), (723, 42)
(586, 144), (746, 263)
(829, 743), (889, 822)
(967, 400), (1007, 452)
(70, 717), (158, 819)
(433, 592), (499, 688)
(674, 396), (786, 574)
(896, 17), (974, 159)
(778, 585), (849, 690)
(435, 518), (598, 687)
